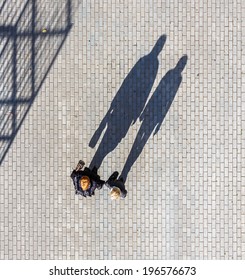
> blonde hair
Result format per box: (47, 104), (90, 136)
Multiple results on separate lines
(110, 187), (121, 200)
(80, 176), (91, 191)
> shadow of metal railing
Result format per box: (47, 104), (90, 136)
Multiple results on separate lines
(0, 0), (72, 164)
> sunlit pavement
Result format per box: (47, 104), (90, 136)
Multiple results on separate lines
(0, 0), (244, 259)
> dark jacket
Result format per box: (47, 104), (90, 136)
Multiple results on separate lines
(105, 179), (127, 198)
(70, 167), (105, 197)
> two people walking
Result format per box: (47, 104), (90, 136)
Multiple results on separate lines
(70, 160), (127, 200)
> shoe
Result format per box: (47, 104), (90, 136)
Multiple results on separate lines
(108, 171), (119, 181)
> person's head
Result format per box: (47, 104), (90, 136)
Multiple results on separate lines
(80, 176), (91, 191)
(110, 187), (121, 200)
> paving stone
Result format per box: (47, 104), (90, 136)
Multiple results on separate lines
(0, 0), (244, 259)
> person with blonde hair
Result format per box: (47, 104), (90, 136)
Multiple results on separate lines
(70, 160), (105, 197)
(105, 171), (127, 200)
(110, 187), (121, 200)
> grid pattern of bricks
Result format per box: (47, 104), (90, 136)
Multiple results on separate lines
(0, 0), (244, 259)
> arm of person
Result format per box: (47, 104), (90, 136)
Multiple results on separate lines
(89, 181), (99, 195)
(117, 179), (127, 198)
(103, 181), (113, 192)
(71, 170), (84, 179)
(121, 189), (127, 198)
(70, 170), (76, 179)
(84, 168), (105, 186)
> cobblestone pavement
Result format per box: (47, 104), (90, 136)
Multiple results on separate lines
(0, 0), (244, 259)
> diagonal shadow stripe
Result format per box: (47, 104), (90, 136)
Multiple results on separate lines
(121, 55), (188, 181)
(0, 0), (73, 164)
(88, 35), (167, 170)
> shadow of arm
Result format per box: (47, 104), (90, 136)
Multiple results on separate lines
(89, 111), (110, 148)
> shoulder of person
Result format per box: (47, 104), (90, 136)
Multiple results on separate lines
(71, 170), (84, 177)
(76, 189), (86, 197)
(104, 181), (113, 190)
(121, 189), (127, 198)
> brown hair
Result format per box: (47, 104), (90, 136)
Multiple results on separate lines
(80, 176), (91, 191)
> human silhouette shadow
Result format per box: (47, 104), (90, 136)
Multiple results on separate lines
(120, 55), (188, 180)
(89, 35), (167, 169)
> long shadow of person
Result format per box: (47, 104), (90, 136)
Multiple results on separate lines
(120, 55), (188, 180)
(89, 35), (167, 169)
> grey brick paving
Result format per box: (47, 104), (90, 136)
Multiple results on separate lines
(0, 0), (244, 259)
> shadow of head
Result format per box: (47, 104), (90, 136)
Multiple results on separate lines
(150, 34), (167, 57)
(175, 54), (188, 72)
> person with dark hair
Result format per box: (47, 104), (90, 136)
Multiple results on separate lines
(70, 160), (105, 197)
